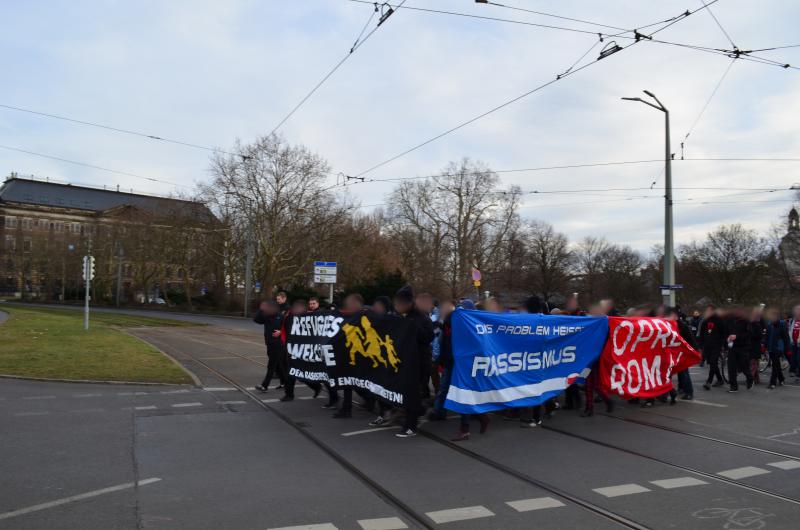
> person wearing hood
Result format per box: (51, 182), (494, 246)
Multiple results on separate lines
(393, 285), (434, 438)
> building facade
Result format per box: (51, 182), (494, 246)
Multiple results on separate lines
(0, 174), (222, 303)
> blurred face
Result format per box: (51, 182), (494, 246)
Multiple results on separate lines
(308, 299), (320, 311)
(767, 308), (779, 322)
(588, 304), (604, 317)
(485, 298), (502, 313)
(793, 305), (800, 319)
(565, 298), (578, 312)
(372, 301), (387, 315)
(704, 306), (715, 318)
(276, 294), (287, 304)
(343, 295), (363, 312)
(751, 307), (763, 321)
(439, 301), (455, 320)
(415, 295), (434, 314)
(291, 301), (307, 314)
(394, 298), (413, 315)
(692, 310), (700, 318)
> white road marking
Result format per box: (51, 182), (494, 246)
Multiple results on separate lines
(117, 391), (148, 396)
(204, 387), (236, 392)
(297, 396), (314, 400)
(21, 395), (55, 400)
(593, 484), (651, 498)
(75, 393), (103, 398)
(0, 477), (161, 521)
(134, 406), (158, 411)
(69, 408), (105, 413)
(650, 477), (708, 489)
(13, 411), (50, 417)
(506, 497), (565, 512)
(341, 427), (396, 437)
(161, 389), (191, 395)
(767, 427), (800, 440)
(426, 506), (494, 524)
(217, 401), (247, 405)
(357, 517), (408, 530)
(767, 460), (800, 470)
(262, 398), (280, 403)
(171, 402), (203, 408)
(683, 399), (728, 408)
(717, 466), (771, 479)
(267, 523), (338, 530)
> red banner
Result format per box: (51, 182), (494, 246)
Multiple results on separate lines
(599, 317), (701, 398)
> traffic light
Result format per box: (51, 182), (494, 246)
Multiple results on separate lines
(82, 256), (96, 281)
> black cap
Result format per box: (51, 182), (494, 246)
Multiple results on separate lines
(394, 284), (414, 304)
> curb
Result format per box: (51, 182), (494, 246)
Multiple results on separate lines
(119, 329), (203, 387)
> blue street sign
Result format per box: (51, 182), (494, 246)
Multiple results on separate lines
(659, 284), (684, 290)
(313, 261), (337, 267)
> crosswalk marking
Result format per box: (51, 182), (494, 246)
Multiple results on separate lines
(217, 401), (247, 405)
(717, 466), (771, 479)
(204, 387), (237, 392)
(267, 523), (338, 530)
(767, 460), (800, 470)
(593, 484), (651, 497)
(357, 516), (407, 530)
(171, 402), (203, 408)
(650, 477), (708, 489)
(426, 505), (494, 524)
(134, 406), (157, 411)
(506, 497), (565, 512)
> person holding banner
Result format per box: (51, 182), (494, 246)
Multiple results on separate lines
(281, 299), (323, 402)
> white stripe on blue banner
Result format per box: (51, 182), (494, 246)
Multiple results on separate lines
(447, 376), (568, 405)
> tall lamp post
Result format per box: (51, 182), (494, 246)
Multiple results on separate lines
(622, 90), (675, 307)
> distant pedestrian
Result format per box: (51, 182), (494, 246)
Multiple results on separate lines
(253, 300), (285, 392)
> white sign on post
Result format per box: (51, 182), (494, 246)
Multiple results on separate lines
(313, 261), (337, 284)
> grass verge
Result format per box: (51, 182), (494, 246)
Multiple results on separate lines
(0, 306), (200, 384)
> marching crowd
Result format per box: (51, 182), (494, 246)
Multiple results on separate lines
(252, 286), (800, 440)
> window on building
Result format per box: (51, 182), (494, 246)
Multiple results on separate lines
(23, 239), (31, 252)
(21, 218), (32, 230)
(55, 222), (63, 233)
(32, 219), (39, 228)
(5, 235), (16, 250)
(71, 223), (81, 234)
(5, 216), (17, 228)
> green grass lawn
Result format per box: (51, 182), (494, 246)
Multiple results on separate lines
(0, 306), (201, 384)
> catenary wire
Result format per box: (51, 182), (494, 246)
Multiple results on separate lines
(479, 1), (629, 32)
(268, 0), (407, 136)
(700, 0), (736, 48)
(0, 144), (190, 189)
(349, 1), (720, 179)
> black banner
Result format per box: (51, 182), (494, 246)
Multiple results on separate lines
(284, 310), (420, 408)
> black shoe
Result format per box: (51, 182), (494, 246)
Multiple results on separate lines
(681, 394), (693, 400)
(321, 401), (339, 410)
(333, 410), (352, 419)
(275, 384), (285, 390)
(703, 383), (711, 391)
(254, 385), (267, 393)
(395, 428), (417, 438)
(669, 395), (677, 405)
(712, 381), (724, 387)
(279, 395), (294, 402)
(746, 380), (754, 390)
(657, 395), (668, 404)
(727, 389), (738, 393)
(580, 408), (594, 417)
(642, 399), (654, 407)
(313, 387), (322, 399)
(628, 398), (640, 405)
(605, 401), (614, 413)
(768, 384), (776, 389)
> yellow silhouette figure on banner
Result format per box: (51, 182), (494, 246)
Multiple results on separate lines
(342, 315), (401, 373)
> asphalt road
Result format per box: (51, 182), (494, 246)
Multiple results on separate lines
(3, 313), (800, 529)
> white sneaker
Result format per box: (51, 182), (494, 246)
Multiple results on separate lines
(395, 428), (417, 438)
(369, 415), (387, 427)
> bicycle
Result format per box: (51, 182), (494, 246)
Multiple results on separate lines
(758, 352), (790, 373)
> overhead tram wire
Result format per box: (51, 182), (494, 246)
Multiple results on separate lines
(268, 1), (407, 136)
(349, 1), (720, 180)
(0, 144), (190, 189)
(700, 0), (737, 49)
(0, 104), (245, 160)
(474, 0), (629, 32)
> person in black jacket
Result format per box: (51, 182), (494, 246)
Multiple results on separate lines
(253, 300), (285, 392)
(393, 284), (434, 438)
(666, 307), (697, 400)
(699, 304), (726, 390)
(726, 306), (754, 392)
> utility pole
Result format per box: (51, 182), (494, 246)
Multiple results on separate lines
(115, 243), (123, 308)
(243, 235), (254, 318)
(622, 90), (675, 306)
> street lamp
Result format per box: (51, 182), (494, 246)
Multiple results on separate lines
(622, 90), (675, 307)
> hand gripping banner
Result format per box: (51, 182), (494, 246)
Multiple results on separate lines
(445, 311), (609, 414)
(599, 317), (701, 398)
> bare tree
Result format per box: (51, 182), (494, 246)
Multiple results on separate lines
(522, 220), (573, 302)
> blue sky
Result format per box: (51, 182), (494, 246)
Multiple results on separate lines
(1, 0), (799, 251)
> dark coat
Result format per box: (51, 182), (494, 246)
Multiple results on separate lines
(253, 309), (283, 350)
(401, 306), (435, 360)
(765, 320), (790, 354)
(699, 314), (725, 352)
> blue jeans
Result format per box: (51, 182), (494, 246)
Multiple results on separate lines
(432, 365), (452, 418)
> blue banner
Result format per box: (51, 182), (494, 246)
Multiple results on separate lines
(445, 310), (609, 414)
